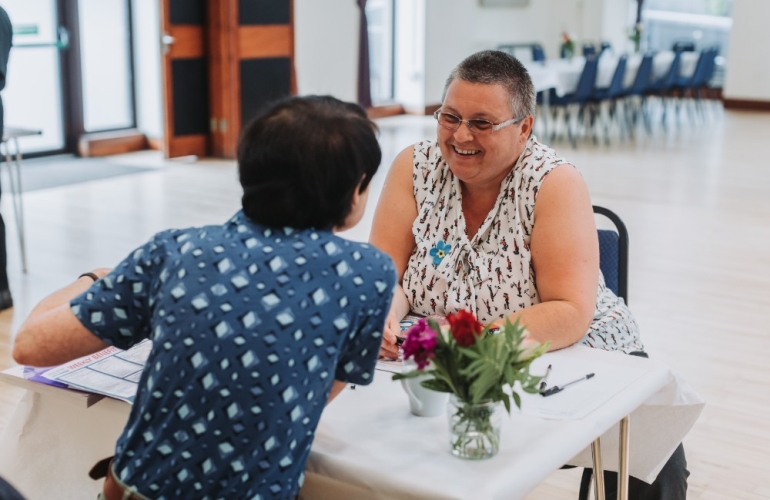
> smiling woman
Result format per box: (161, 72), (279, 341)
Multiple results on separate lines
(368, 49), (688, 500)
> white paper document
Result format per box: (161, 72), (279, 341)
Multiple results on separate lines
(517, 348), (649, 420)
(41, 340), (152, 404)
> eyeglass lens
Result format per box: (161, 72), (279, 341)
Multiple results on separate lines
(436, 112), (495, 134)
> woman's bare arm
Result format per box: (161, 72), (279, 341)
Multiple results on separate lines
(369, 146), (418, 357)
(492, 165), (599, 350)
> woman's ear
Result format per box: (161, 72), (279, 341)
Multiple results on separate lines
(520, 115), (534, 142)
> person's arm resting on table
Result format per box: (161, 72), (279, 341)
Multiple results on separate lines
(13, 269), (111, 366)
(369, 146), (417, 358)
(494, 165), (599, 350)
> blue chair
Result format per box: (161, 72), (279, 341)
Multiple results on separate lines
(672, 41), (695, 52)
(593, 205), (628, 301)
(600, 41), (612, 54)
(549, 56), (599, 148)
(582, 44), (597, 57)
(592, 56), (628, 144)
(532, 43), (546, 62)
(673, 48), (716, 121)
(621, 54), (654, 133)
(646, 51), (682, 125)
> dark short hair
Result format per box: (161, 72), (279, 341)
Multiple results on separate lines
(238, 95), (381, 230)
(444, 50), (536, 119)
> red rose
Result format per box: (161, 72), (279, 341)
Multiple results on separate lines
(447, 310), (483, 347)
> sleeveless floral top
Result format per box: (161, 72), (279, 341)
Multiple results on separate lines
(402, 137), (644, 353)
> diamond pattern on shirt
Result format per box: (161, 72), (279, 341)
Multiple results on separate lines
(71, 211), (395, 500)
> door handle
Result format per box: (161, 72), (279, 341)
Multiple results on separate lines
(56, 26), (69, 49)
(161, 33), (175, 54)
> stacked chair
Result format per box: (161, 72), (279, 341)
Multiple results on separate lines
(590, 55), (628, 144)
(645, 50), (683, 127)
(621, 54), (654, 134)
(672, 48), (718, 121)
(549, 56), (600, 148)
(531, 43), (546, 62)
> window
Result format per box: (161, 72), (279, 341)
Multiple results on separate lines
(642, 0), (733, 55)
(366, 0), (395, 104)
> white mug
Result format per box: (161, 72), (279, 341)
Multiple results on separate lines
(400, 363), (449, 417)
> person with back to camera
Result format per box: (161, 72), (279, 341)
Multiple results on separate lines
(13, 95), (396, 500)
(370, 50), (687, 500)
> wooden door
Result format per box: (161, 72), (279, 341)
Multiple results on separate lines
(160, 0), (209, 158)
(208, 0), (295, 158)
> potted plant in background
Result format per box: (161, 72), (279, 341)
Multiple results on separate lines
(393, 310), (548, 459)
(560, 31), (575, 60)
(628, 22), (644, 53)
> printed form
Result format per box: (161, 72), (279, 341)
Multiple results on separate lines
(41, 340), (152, 404)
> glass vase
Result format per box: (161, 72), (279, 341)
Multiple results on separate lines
(447, 395), (503, 460)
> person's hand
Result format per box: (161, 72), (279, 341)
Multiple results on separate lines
(379, 313), (401, 360)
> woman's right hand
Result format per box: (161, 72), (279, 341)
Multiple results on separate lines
(379, 312), (402, 360)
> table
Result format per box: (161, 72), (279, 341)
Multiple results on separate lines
(1, 127), (42, 273)
(0, 346), (703, 500)
(301, 346), (702, 500)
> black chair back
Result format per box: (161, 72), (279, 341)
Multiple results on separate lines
(573, 57), (599, 101)
(532, 44), (546, 62)
(593, 205), (629, 302)
(604, 56), (628, 100)
(672, 41), (696, 52)
(628, 54), (653, 96)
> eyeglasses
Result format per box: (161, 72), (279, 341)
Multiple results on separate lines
(433, 110), (524, 135)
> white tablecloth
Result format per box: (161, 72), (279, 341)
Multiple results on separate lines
(0, 346), (703, 500)
(301, 346), (704, 500)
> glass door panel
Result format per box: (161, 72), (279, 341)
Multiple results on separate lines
(2, 0), (65, 153)
(366, 0), (395, 104)
(78, 0), (134, 132)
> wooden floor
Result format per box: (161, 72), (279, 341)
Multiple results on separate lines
(1, 104), (769, 499)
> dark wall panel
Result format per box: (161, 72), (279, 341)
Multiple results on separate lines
(240, 57), (291, 126)
(239, 0), (291, 25)
(172, 58), (209, 136)
(170, 0), (205, 25)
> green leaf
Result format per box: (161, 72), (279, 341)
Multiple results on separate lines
(421, 379), (452, 393)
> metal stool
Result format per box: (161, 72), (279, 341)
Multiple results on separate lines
(1, 126), (42, 273)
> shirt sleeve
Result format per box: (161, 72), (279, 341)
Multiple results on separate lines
(70, 232), (170, 350)
(334, 250), (397, 385)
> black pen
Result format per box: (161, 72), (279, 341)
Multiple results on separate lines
(539, 364), (553, 391)
(395, 336), (405, 347)
(541, 373), (595, 397)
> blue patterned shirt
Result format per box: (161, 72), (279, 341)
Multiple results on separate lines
(71, 211), (395, 500)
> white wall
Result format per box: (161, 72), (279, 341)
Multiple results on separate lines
(131, 0), (163, 139)
(294, 0), (359, 101)
(723, 0), (770, 101)
(423, 0), (593, 105)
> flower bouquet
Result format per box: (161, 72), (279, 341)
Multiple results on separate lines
(393, 310), (548, 459)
